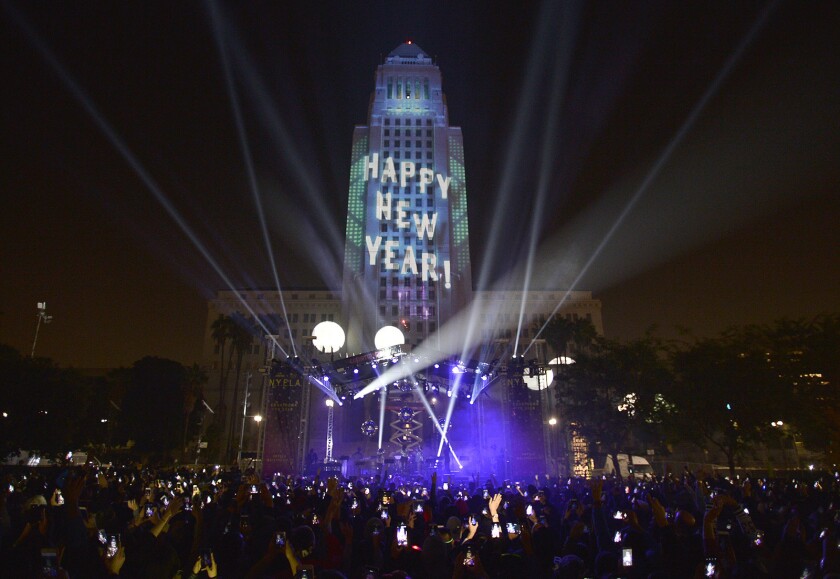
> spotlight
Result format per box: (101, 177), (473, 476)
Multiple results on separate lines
(353, 367), (360, 374)
(434, 363), (440, 369)
(326, 399), (334, 407)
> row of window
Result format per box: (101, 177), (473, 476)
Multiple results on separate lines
(383, 150), (433, 160)
(378, 220), (436, 234)
(379, 304), (438, 321)
(380, 289), (437, 300)
(384, 118), (433, 127)
(383, 140), (433, 148)
(379, 277), (435, 288)
(384, 129), (432, 137)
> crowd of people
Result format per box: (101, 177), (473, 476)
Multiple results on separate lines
(1, 461), (839, 578)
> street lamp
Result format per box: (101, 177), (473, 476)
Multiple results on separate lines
(237, 372), (265, 465)
(31, 302), (53, 357)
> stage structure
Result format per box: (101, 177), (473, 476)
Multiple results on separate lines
(202, 43), (604, 479)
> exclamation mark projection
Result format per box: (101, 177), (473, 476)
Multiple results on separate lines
(444, 260), (451, 288)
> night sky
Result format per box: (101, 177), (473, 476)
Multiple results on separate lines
(1, 1), (838, 369)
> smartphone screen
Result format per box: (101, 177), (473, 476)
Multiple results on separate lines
(41, 548), (59, 571)
(614, 530), (622, 543)
(442, 482), (449, 491)
(526, 504), (533, 516)
(201, 550), (212, 567)
(107, 534), (119, 558)
(275, 531), (286, 546)
(397, 524), (408, 546)
(705, 558), (717, 577)
(491, 523), (501, 538)
(622, 548), (633, 567)
(463, 547), (475, 566)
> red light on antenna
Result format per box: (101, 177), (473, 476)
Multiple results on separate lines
(407, 40), (412, 44)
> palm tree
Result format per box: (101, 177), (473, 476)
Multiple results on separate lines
(210, 314), (236, 429)
(225, 319), (255, 462)
(543, 315), (598, 359)
(182, 363), (208, 452)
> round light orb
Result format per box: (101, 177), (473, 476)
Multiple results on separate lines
(548, 417), (558, 426)
(361, 419), (378, 437)
(374, 325), (405, 350)
(524, 366), (555, 391)
(253, 414), (263, 423)
(312, 321), (345, 353)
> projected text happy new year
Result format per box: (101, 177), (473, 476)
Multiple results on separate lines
(363, 154), (451, 288)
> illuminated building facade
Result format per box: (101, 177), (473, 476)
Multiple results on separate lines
(201, 44), (604, 476)
(342, 42), (472, 352)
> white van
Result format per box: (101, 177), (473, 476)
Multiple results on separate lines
(597, 454), (655, 480)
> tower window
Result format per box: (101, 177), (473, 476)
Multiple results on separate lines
(424, 79), (430, 99)
(397, 80), (402, 99)
(387, 80), (393, 99)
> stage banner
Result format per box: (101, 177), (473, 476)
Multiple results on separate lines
(262, 362), (305, 475)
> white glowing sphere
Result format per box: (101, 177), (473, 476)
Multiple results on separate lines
(521, 357), (570, 391)
(524, 366), (554, 391)
(374, 325), (405, 350)
(312, 321), (345, 353)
